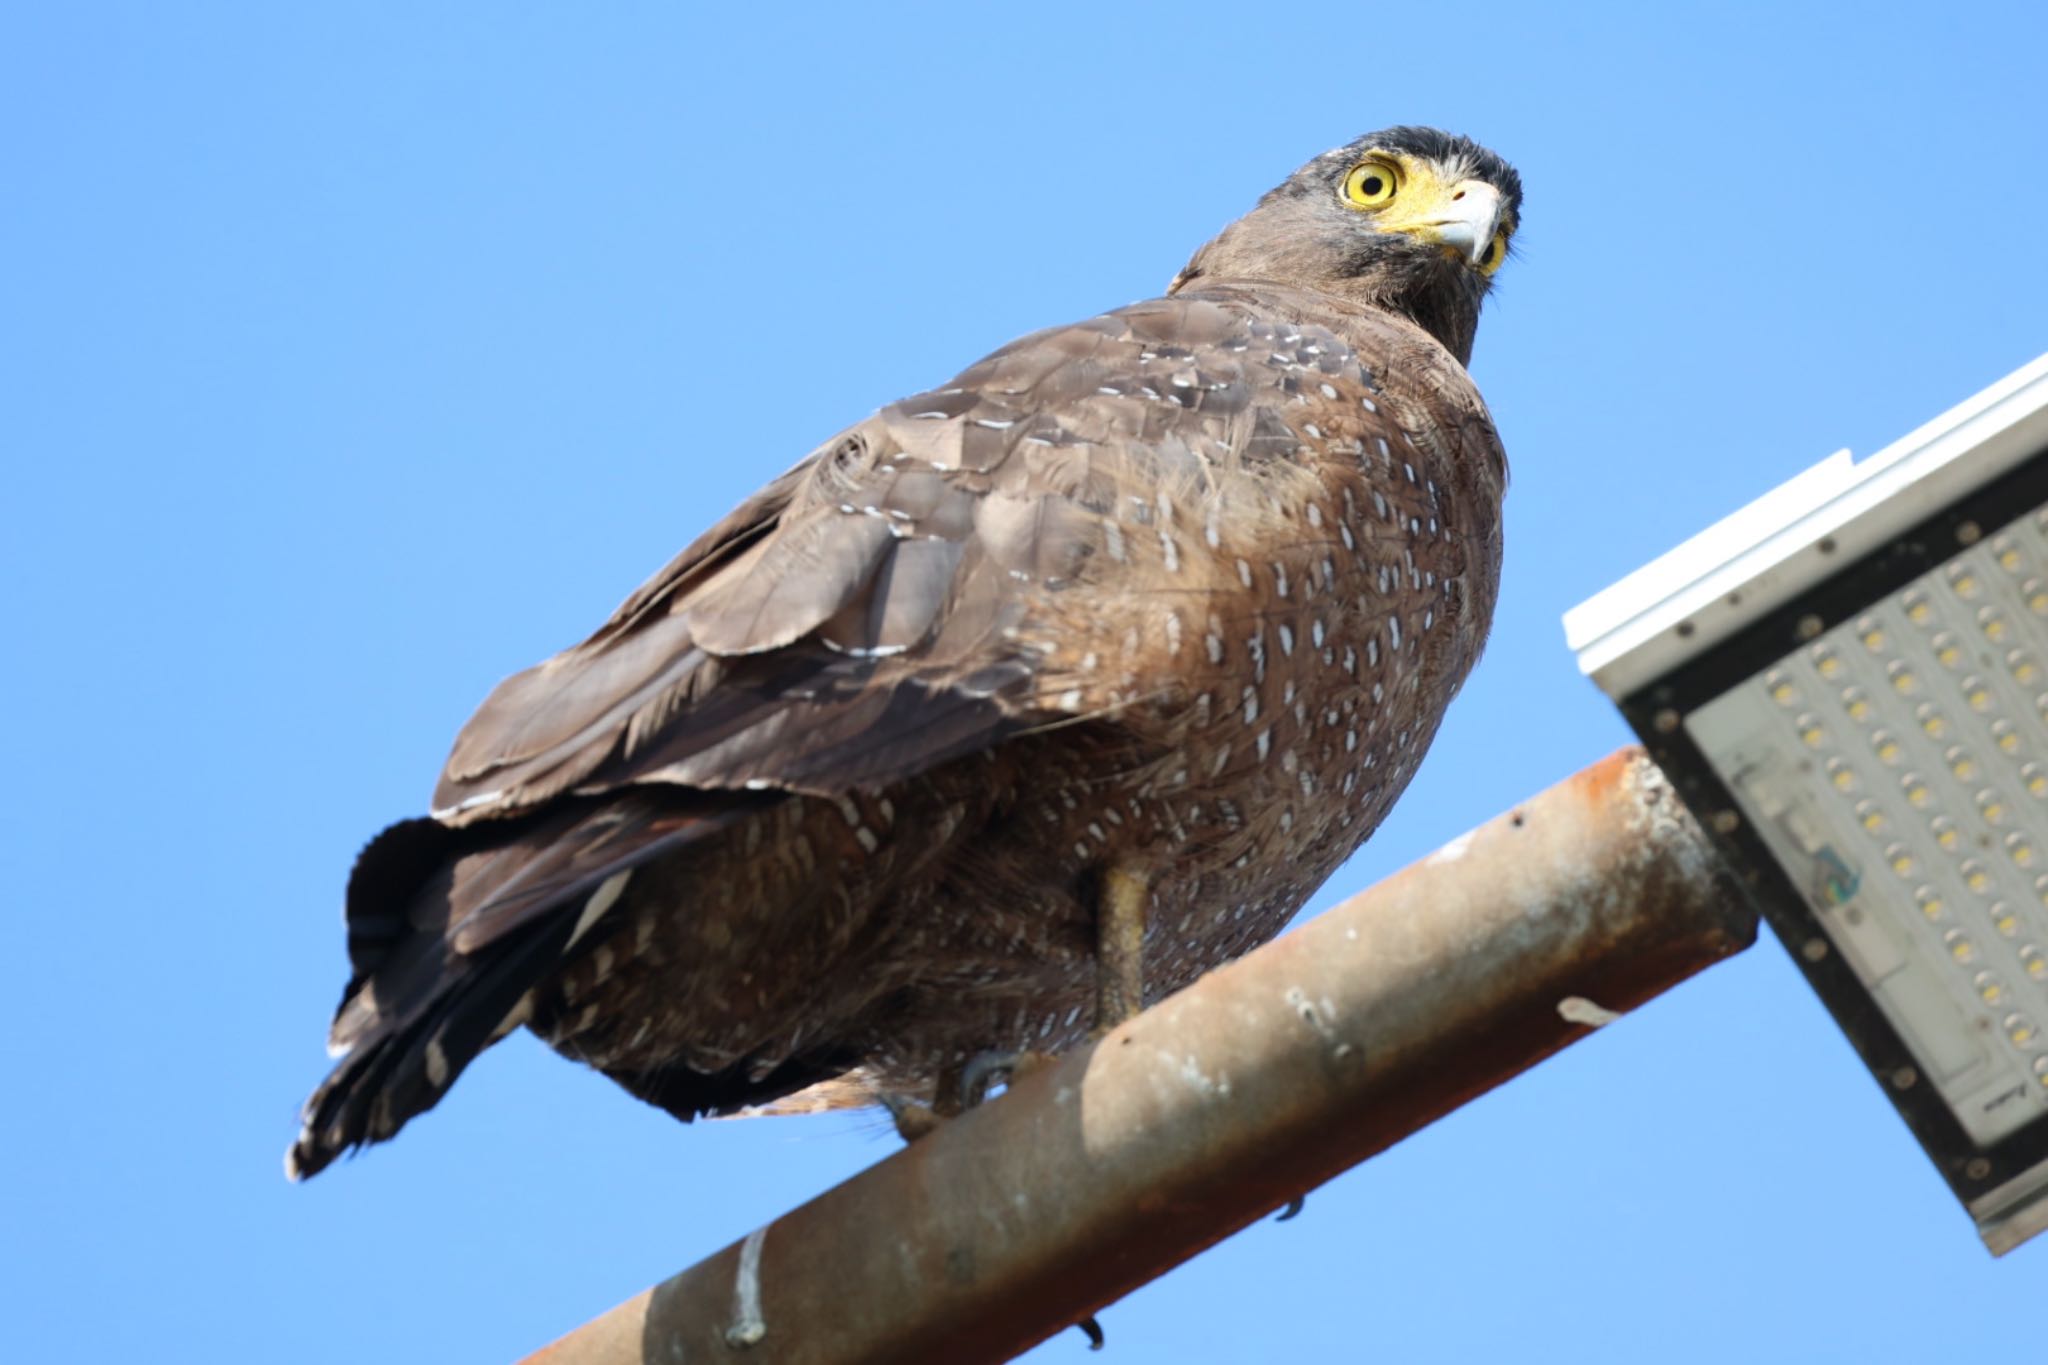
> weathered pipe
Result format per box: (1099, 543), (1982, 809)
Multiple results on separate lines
(521, 747), (1756, 1364)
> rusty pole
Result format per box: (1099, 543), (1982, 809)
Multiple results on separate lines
(520, 748), (1756, 1365)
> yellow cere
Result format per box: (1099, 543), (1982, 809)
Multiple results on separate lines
(1339, 151), (1516, 277)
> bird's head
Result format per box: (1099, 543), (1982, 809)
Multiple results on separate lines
(1170, 126), (1523, 366)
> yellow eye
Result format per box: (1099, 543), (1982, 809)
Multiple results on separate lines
(1342, 159), (1401, 208)
(1477, 229), (1510, 276)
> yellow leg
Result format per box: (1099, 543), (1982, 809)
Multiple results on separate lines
(1094, 864), (1149, 1036)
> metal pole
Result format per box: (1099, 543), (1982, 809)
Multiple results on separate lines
(520, 748), (1757, 1365)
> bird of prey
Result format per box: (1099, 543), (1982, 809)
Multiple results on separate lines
(288, 125), (1520, 1179)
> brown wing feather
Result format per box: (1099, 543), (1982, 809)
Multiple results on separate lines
(429, 288), (1501, 830)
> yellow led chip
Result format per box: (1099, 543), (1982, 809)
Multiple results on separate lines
(1874, 732), (1902, 764)
(1978, 973), (2005, 1004)
(1916, 887), (1945, 920)
(1982, 608), (2010, 643)
(1962, 859), (1991, 892)
(1993, 908), (2021, 936)
(1887, 844), (1916, 877)
(1953, 570), (1981, 599)
(1798, 716), (1826, 747)
(2022, 763), (2048, 798)
(1980, 791), (2009, 825)
(2008, 834), (2036, 867)
(1947, 931), (1977, 963)
(1856, 800), (1887, 832)
(1903, 774), (1931, 806)
(2024, 947), (2046, 980)
(1932, 632), (1962, 668)
(1931, 817), (1960, 850)
(1948, 748), (1979, 781)
(1964, 679), (1993, 711)
(2007, 1015), (2037, 1047)
(2010, 650), (2041, 685)
(1814, 648), (1843, 679)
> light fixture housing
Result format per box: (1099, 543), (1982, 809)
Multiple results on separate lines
(1566, 353), (2048, 1254)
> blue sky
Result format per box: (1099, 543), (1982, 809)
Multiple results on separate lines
(7, 3), (2047, 1360)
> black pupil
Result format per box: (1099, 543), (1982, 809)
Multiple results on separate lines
(1360, 174), (1383, 196)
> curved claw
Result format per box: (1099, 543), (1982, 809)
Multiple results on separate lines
(1275, 1195), (1305, 1222)
(958, 1049), (1027, 1108)
(1074, 1315), (1105, 1351)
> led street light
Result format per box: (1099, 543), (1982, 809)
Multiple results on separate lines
(1567, 354), (2048, 1254)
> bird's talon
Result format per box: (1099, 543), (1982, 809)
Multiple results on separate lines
(1075, 1315), (1106, 1351)
(1275, 1195), (1305, 1222)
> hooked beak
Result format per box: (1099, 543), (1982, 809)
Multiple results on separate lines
(1423, 181), (1504, 267)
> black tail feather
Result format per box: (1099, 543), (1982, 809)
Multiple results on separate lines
(287, 910), (577, 1181)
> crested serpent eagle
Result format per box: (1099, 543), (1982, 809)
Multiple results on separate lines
(289, 125), (1522, 1179)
